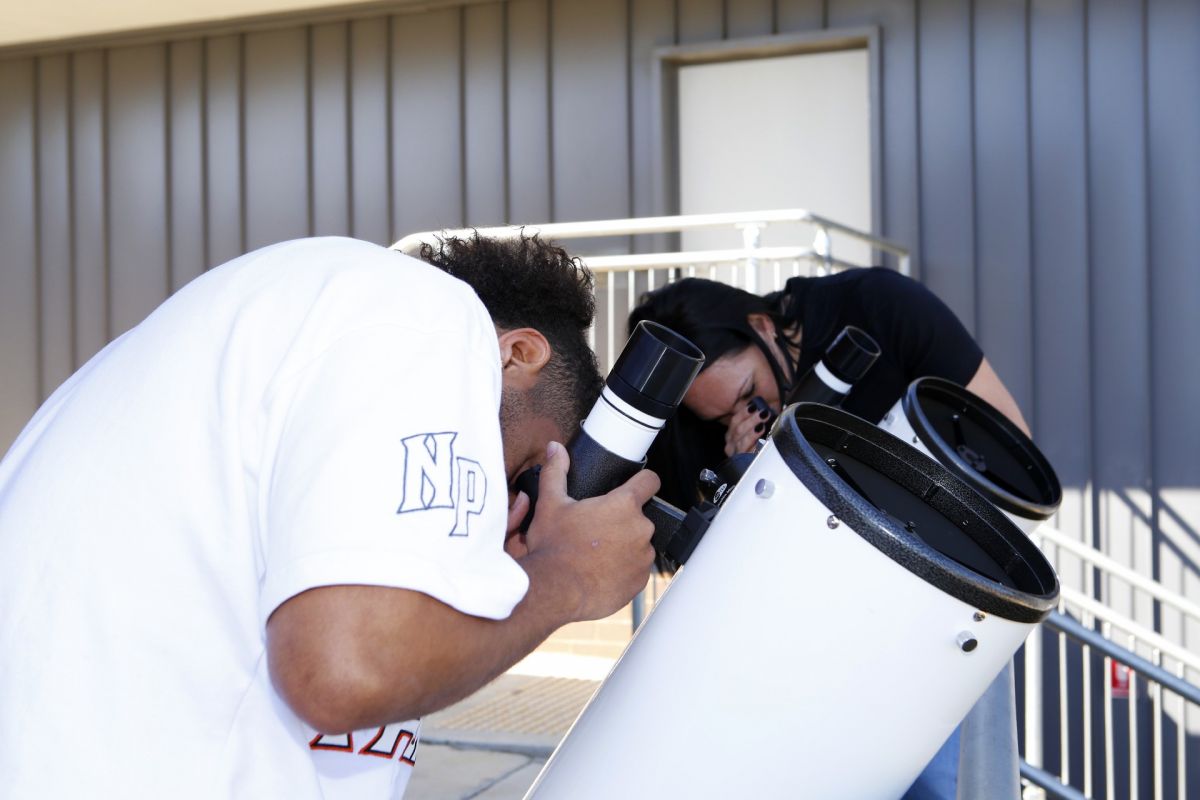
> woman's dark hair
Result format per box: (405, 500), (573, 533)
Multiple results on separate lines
(627, 278), (787, 509)
(420, 231), (603, 438)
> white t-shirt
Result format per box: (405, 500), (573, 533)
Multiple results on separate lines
(0, 237), (529, 798)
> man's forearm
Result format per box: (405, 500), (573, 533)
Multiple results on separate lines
(266, 553), (583, 734)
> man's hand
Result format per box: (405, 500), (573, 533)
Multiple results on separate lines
(519, 441), (659, 622)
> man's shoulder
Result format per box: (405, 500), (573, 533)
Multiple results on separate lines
(254, 237), (493, 326)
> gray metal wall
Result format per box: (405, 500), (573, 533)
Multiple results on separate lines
(1, 0), (1197, 661)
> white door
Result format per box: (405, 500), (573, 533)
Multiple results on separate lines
(678, 48), (873, 267)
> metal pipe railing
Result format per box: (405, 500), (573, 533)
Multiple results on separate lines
(391, 208), (912, 277)
(1021, 610), (1200, 800)
(1042, 611), (1200, 705)
(1021, 761), (1092, 800)
(1056, 588), (1200, 673)
(1034, 526), (1200, 628)
(580, 246), (865, 275)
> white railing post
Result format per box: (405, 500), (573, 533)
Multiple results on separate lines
(1025, 629), (1045, 780)
(738, 223), (762, 294)
(813, 224), (833, 275)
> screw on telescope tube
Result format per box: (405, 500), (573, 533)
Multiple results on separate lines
(754, 479), (774, 498)
(826, 515), (840, 529)
(956, 632), (978, 653)
(973, 612), (986, 622)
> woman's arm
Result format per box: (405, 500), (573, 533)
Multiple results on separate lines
(964, 357), (1030, 436)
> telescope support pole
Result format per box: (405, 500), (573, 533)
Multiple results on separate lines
(956, 661), (1021, 800)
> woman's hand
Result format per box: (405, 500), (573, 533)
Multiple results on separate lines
(723, 397), (775, 456)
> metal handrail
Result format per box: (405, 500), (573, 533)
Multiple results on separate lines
(1056, 587), (1200, 672)
(1017, 762), (1094, 800)
(1041, 611), (1200, 705)
(1034, 525), (1200, 626)
(390, 209), (912, 277)
(1021, 761), (1091, 800)
(1021, 609), (1200, 800)
(581, 246), (864, 274)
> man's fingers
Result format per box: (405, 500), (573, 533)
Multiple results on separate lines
(506, 491), (530, 536)
(617, 468), (661, 507)
(537, 441), (570, 501)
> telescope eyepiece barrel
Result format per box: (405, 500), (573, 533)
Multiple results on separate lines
(604, 321), (705, 420)
(786, 325), (881, 407)
(823, 325), (881, 385)
(517, 321), (704, 533)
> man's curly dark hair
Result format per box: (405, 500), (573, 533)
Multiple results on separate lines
(419, 231), (603, 438)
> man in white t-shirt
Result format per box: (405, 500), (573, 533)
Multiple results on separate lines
(0, 233), (658, 798)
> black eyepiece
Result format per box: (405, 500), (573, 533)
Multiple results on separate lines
(823, 325), (881, 384)
(606, 321), (705, 419)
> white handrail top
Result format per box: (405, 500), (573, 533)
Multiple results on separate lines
(1057, 587), (1200, 673)
(391, 208), (911, 258)
(582, 246), (861, 273)
(1035, 525), (1200, 623)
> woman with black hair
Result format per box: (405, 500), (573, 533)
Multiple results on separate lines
(629, 267), (1028, 510)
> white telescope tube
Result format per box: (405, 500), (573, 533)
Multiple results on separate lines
(525, 404), (1058, 800)
(877, 377), (1062, 535)
(876, 377), (1064, 799)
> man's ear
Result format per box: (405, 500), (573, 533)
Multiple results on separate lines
(497, 328), (552, 391)
(747, 312), (777, 340)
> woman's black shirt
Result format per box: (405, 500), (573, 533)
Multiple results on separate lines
(769, 267), (983, 424)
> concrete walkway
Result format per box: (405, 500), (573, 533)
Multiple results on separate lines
(404, 652), (612, 799)
(405, 744), (546, 800)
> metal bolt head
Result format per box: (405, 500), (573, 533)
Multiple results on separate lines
(973, 611), (986, 622)
(826, 515), (840, 529)
(956, 631), (978, 653)
(754, 479), (774, 498)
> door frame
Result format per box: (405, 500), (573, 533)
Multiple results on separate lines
(651, 27), (883, 240)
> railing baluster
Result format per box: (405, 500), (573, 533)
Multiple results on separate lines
(606, 272), (614, 373)
(1128, 633), (1137, 799)
(1177, 662), (1187, 800)
(1104, 621), (1115, 800)
(1061, 619), (1070, 786)
(1152, 648), (1162, 800)
(1084, 611), (1094, 799)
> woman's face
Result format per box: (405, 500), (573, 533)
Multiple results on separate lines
(683, 344), (780, 426)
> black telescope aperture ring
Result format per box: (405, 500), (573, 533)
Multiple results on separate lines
(606, 321), (705, 419)
(773, 403), (1059, 624)
(901, 377), (1063, 521)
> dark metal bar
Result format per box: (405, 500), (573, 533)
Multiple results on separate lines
(1020, 761), (1090, 800)
(1041, 611), (1200, 705)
